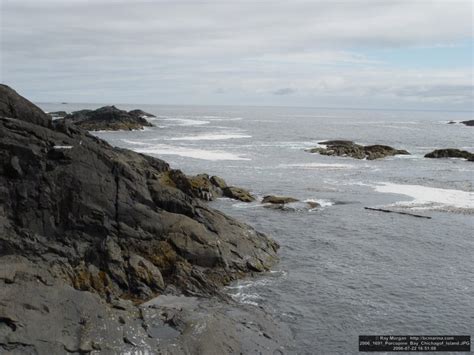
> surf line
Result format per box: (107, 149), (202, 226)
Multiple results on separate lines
(364, 207), (432, 219)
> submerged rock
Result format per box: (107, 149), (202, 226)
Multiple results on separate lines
(61, 105), (153, 131)
(0, 84), (282, 353)
(306, 201), (321, 208)
(262, 195), (299, 204)
(425, 148), (474, 160)
(307, 140), (410, 160)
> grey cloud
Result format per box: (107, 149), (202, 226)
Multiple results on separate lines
(0, 0), (472, 108)
(273, 88), (296, 95)
(392, 84), (474, 103)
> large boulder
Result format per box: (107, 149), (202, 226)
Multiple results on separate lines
(0, 84), (51, 127)
(223, 186), (256, 202)
(425, 148), (474, 160)
(307, 140), (410, 160)
(262, 195), (299, 204)
(461, 120), (474, 126)
(0, 86), (281, 352)
(61, 105), (153, 130)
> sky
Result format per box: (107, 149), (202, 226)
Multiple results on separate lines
(0, 0), (473, 110)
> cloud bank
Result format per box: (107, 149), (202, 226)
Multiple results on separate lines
(1, 0), (472, 109)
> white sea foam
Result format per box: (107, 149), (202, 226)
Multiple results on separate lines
(121, 139), (149, 146)
(166, 133), (251, 141)
(194, 116), (243, 121)
(305, 199), (334, 208)
(279, 162), (353, 170)
(133, 144), (250, 161)
(160, 118), (210, 126)
(374, 182), (474, 211)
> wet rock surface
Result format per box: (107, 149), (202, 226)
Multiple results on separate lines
(0, 85), (286, 353)
(425, 148), (474, 161)
(262, 195), (299, 204)
(160, 171), (256, 202)
(60, 105), (154, 131)
(307, 140), (410, 160)
(461, 120), (474, 126)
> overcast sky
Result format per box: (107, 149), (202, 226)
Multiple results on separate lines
(1, 0), (473, 110)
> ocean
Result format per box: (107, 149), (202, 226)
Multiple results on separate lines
(40, 103), (473, 354)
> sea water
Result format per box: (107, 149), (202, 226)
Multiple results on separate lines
(40, 103), (474, 354)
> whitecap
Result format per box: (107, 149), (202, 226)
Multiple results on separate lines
(121, 139), (149, 146)
(194, 116), (243, 121)
(373, 182), (474, 212)
(231, 201), (262, 209)
(165, 133), (251, 141)
(304, 198), (334, 208)
(279, 162), (353, 170)
(133, 144), (250, 161)
(160, 118), (210, 126)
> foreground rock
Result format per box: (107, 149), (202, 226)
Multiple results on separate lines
(307, 140), (410, 160)
(425, 149), (474, 161)
(0, 84), (51, 128)
(61, 105), (154, 130)
(0, 85), (284, 353)
(461, 120), (474, 126)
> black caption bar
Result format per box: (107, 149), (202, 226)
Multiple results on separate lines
(359, 335), (471, 352)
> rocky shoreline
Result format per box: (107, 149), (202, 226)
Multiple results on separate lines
(0, 85), (290, 353)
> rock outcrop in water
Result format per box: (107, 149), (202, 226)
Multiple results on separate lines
(261, 195), (321, 211)
(160, 171), (256, 202)
(262, 195), (299, 204)
(61, 105), (154, 131)
(425, 148), (474, 161)
(307, 140), (410, 160)
(0, 85), (285, 353)
(461, 120), (474, 126)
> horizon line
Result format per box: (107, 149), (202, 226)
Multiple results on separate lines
(34, 101), (473, 114)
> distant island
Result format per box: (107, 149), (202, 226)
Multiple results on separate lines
(54, 105), (156, 131)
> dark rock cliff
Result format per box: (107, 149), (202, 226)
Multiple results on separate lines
(0, 85), (283, 353)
